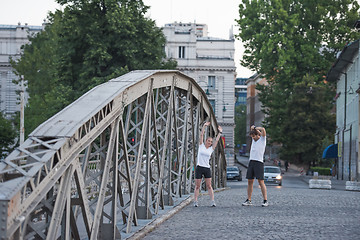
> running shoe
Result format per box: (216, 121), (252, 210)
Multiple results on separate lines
(211, 200), (216, 207)
(262, 200), (269, 207)
(242, 199), (252, 206)
(194, 201), (198, 207)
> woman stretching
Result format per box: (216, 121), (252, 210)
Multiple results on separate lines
(194, 121), (222, 207)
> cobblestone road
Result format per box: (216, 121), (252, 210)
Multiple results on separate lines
(141, 177), (360, 240)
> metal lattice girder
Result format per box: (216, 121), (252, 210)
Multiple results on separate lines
(0, 70), (226, 239)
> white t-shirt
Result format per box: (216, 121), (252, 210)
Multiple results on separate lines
(196, 143), (214, 168)
(249, 136), (266, 162)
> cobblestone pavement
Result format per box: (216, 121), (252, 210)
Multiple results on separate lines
(141, 178), (360, 240)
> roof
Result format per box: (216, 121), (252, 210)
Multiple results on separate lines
(326, 40), (360, 82)
(0, 24), (43, 31)
(197, 36), (233, 42)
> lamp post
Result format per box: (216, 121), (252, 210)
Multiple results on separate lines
(196, 78), (214, 96)
(218, 100), (229, 112)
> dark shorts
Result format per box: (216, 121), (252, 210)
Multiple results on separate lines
(195, 166), (211, 179)
(246, 160), (264, 180)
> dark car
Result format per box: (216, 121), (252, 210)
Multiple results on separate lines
(226, 166), (242, 181)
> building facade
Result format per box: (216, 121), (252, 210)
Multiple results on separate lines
(0, 23), (42, 117)
(235, 77), (247, 153)
(327, 39), (360, 181)
(162, 22), (236, 165)
(246, 74), (266, 152)
(246, 73), (266, 133)
(235, 77), (247, 106)
(245, 73), (279, 160)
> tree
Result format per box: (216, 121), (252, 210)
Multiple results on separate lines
(280, 75), (336, 166)
(236, 0), (360, 164)
(12, 0), (177, 136)
(234, 105), (247, 147)
(0, 113), (17, 159)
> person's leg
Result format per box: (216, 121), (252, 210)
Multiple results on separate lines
(247, 179), (254, 200)
(205, 178), (214, 201)
(194, 179), (202, 201)
(252, 161), (266, 200)
(194, 166), (202, 202)
(243, 160), (255, 205)
(258, 179), (267, 200)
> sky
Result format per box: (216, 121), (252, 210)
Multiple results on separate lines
(0, 0), (255, 78)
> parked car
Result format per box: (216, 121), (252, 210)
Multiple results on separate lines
(239, 144), (247, 156)
(264, 166), (282, 186)
(226, 166), (242, 181)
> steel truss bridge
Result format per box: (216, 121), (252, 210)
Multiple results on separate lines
(0, 70), (226, 239)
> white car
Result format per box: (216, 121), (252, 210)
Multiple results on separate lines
(264, 166), (282, 186)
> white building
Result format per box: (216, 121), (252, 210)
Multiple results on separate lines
(162, 22), (236, 164)
(0, 23), (42, 117)
(327, 39), (360, 182)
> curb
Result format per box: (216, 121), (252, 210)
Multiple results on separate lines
(127, 187), (229, 239)
(300, 175), (309, 184)
(127, 196), (193, 240)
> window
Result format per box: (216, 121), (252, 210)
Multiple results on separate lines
(238, 96), (246, 103)
(178, 46), (185, 58)
(208, 76), (215, 89)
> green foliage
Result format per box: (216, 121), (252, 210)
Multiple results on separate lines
(11, 0), (177, 136)
(310, 167), (331, 176)
(279, 75), (336, 165)
(234, 105), (247, 146)
(0, 113), (17, 158)
(237, 0), (360, 75)
(236, 0), (360, 165)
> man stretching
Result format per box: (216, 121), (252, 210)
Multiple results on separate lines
(242, 125), (268, 207)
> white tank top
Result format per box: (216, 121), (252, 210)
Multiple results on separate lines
(196, 143), (214, 168)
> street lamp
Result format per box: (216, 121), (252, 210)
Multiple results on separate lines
(218, 100), (229, 112)
(196, 79), (213, 96)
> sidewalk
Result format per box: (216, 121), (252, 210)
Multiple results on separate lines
(126, 188), (227, 240)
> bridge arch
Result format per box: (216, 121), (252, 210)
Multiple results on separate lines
(0, 70), (226, 239)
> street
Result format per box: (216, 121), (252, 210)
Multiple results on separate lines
(141, 167), (360, 240)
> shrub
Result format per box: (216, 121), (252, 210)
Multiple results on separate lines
(310, 167), (331, 176)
